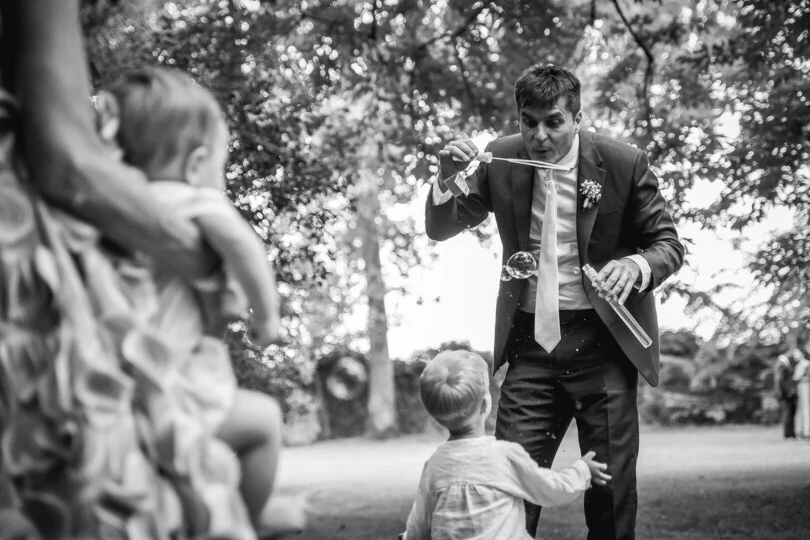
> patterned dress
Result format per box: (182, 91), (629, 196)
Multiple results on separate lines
(0, 96), (255, 539)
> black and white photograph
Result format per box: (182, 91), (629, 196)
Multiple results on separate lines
(0, 1), (808, 539)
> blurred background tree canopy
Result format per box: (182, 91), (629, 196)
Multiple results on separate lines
(82, 0), (808, 438)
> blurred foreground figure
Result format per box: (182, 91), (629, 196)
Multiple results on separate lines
(0, 1), (275, 538)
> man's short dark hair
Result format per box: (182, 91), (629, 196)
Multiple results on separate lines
(514, 64), (581, 116)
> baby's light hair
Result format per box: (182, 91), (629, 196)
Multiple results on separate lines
(419, 350), (489, 430)
(107, 66), (225, 174)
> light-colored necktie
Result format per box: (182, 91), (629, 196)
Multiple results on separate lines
(534, 168), (561, 352)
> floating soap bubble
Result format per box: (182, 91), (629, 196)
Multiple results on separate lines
(326, 356), (369, 400)
(505, 251), (538, 279)
(500, 266), (513, 281)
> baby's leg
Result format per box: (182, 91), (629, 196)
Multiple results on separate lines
(217, 388), (282, 525)
(258, 492), (309, 538)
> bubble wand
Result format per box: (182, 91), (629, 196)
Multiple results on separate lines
(582, 264), (652, 348)
(473, 152), (570, 170)
(444, 153), (569, 197)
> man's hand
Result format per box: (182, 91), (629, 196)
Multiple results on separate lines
(595, 258), (641, 305)
(438, 139), (480, 186)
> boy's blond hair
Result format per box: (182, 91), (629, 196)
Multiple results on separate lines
(106, 66), (225, 173)
(419, 350), (489, 430)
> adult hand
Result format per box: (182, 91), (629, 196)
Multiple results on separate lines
(438, 139), (480, 183)
(595, 258), (641, 305)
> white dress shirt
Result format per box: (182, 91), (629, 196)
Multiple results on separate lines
(431, 134), (651, 304)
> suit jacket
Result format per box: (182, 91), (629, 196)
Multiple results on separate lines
(425, 130), (684, 386)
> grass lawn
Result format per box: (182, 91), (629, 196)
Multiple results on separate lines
(274, 425), (810, 540)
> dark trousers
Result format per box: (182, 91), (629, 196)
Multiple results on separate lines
(495, 309), (639, 540)
(781, 397), (797, 439)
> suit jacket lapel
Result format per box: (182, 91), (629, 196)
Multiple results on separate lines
(576, 132), (606, 264)
(512, 146), (534, 252)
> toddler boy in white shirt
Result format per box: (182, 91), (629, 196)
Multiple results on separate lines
(402, 350), (611, 540)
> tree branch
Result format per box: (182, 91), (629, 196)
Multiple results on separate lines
(415, 4), (487, 52)
(611, 0), (654, 136)
(369, 0), (378, 42)
(453, 45), (478, 118)
(300, 9), (348, 32)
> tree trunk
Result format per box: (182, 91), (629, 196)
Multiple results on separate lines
(355, 138), (397, 438)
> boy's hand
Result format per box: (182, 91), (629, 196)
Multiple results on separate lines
(582, 450), (612, 486)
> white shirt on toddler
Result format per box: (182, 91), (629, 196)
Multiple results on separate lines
(403, 435), (591, 540)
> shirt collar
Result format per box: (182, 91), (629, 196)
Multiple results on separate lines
(556, 133), (580, 169)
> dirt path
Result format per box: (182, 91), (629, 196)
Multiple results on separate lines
(274, 426), (810, 540)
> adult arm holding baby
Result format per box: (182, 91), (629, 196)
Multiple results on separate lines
(7, 2), (289, 534)
(11, 0), (217, 279)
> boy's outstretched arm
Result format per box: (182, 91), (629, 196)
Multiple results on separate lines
(508, 443), (593, 507)
(11, 0), (217, 279)
(193, 196), (281, 346)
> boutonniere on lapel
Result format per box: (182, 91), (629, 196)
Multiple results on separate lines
(580, 179), (602, 210)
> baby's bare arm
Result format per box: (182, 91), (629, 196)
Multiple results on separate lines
(194, 201), (281, 345)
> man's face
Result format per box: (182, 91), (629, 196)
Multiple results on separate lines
(519, 97), (581, 164)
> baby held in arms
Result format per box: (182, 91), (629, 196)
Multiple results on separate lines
(95, 67), (304, 537)
(401, 350), (610, 540)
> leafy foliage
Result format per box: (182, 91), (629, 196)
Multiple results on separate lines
(83, 0), (809, 430)
(582, 0), (809, 349)
(638, 331), (784, 425)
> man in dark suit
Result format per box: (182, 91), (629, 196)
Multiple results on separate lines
(425, 65), (683, 540)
